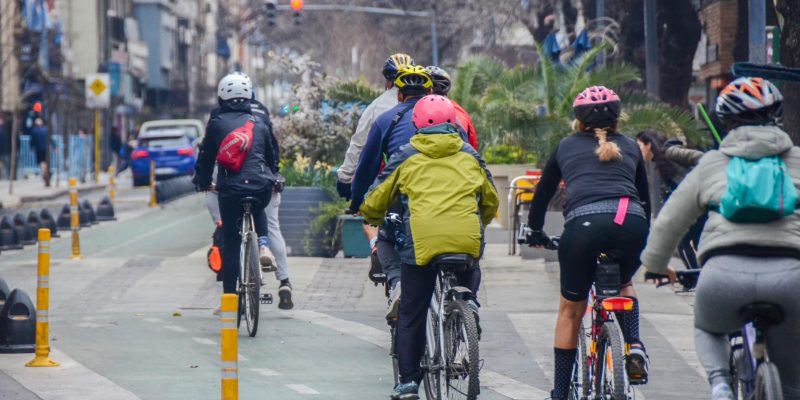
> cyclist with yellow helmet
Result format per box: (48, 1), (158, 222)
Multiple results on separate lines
(349, 65), (436, 318)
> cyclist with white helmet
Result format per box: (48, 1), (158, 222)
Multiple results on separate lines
(642, 77), (800, 400)
(194, 73), (278, 294)
(337, 53), (415, 285)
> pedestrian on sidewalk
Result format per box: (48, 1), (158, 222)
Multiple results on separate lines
(30, 118), (50, 187)
(0, 113), (11, 179)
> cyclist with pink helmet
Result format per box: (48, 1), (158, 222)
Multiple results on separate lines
(361, 95), (499, 399)
(523, 86), (652, 400)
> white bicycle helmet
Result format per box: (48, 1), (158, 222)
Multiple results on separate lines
(217, 72), (253, 101)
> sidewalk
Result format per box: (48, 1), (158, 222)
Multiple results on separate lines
(0, 175), (111, 209)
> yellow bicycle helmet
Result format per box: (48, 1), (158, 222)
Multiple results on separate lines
(394, 66), (433, 92)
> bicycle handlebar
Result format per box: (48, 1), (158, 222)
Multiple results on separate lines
(516, 224), (560, 250)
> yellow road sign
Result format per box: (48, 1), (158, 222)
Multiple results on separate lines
(89, 79), (107, 96)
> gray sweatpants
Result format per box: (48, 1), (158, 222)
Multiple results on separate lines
(694, 255), (800, 399)
(206, 191), (290, 282)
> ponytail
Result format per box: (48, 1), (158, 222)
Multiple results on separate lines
(594, 128), (622, 162)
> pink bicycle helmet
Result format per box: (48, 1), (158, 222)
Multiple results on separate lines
(412, 95), (457, 129)
(572, 86), (621, 128)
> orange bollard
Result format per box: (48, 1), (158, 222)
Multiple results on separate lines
(221, 294), (238, 400)
(149, 160), (157, 208)
(68, 178), (82, 260)
(26, 229), (59, 367)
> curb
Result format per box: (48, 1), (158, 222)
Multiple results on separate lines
(0, 183), (106, 210)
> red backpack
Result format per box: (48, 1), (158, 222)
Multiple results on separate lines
(216, 117), (255, 172)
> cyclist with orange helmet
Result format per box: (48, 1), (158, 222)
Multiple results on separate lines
(642, 77), (800, 400)
(524, 86), (651, 400)
(426, 65), (479, 150)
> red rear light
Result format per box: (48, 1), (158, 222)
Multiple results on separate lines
(131, 150), (149, 160)
(600, 297), (634, 312)
(176, 147), (194, 156)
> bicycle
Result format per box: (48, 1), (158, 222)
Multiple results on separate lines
(421, 253), (481, 400)
(517, 224), (639, 400)
(236, 197), (272, 337)
(729, 303), (784, 400)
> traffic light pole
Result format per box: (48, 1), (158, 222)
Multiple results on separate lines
(275, 4), (439, 65)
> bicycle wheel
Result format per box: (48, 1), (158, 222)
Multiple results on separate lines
(423, 285), (443, 400)
(756, 362), (783, 400)
(594, 323), (627, 400)
(242, 232), (260, 337)
(570, 321), (589, 400)
(443, 299), (480, 400)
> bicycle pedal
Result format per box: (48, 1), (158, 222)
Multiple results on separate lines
(260, 293), (273, 304)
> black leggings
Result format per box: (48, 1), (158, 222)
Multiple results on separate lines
(557, 213), (648, 302)
(219, 191), (271, 293)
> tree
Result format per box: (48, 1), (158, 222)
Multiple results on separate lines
(777, 0), (800, 143)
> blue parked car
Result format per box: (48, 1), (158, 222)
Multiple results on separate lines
(131, 124), (201, 186)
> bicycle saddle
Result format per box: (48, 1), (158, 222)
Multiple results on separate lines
(240, 196), (258, 206)
(740, 302), (784, 326)
(431, 254), (475, 272)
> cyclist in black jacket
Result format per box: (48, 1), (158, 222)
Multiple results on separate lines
(194, 72), (278, 294)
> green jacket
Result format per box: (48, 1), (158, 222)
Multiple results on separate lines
(360, 124), (499, 266)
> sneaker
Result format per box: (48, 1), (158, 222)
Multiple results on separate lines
(386, 282), (401, 321)
(278, 281), (294, 310)
(711, 383), (734, 400)
(260, 246), (276, 272)
(390, 381), (419, 400)
(627, 342), (650, 384)
(368, 246), (386, 283)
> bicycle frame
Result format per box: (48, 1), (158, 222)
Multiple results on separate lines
(584, 286), (624, 384)
(238, 203), (260, 284)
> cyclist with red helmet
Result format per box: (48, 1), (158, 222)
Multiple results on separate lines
(361, 95), (498, 399)
(524, 86), (651, 400)
(426, 65), (479, 150)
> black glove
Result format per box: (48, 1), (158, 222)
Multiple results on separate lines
(525, 229), (550, 247)
(337, 179), (352, 200)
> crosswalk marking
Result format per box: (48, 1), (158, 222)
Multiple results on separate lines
(192, 337), (216, 345)
(286, 384), (319, 395)
(251, 368), (282, 377)
(164, 325), (188, 333)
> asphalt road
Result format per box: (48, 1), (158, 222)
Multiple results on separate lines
(0, 193), (707, 399)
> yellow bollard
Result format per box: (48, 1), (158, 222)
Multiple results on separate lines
(220, 294), (238, 400)
(108, 166), (116, 205)
(26, 229), (59, 367)
(68, 178), (82, 260)
(148, 160), (157, 208)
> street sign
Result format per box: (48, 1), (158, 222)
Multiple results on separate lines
(85, 73), (110, 109)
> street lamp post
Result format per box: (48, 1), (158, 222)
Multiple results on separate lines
(644, 0), (660, 98)
(748, 0), (766, 64)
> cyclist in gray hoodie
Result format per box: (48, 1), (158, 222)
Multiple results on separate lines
(641, 77), (800, 400)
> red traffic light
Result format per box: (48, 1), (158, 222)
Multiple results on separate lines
(290, 0), (303, 11)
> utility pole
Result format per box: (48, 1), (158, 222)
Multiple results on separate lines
(748, 0), (766, 63)
(644, 0), (660, 98)
(596, 0), (604, 18)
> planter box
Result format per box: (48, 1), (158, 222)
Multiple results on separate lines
(338, 215), (371, 258)
(279, 186), (332, 257)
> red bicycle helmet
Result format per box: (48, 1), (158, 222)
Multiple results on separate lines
(412, 95), (456, 129)
(572, 86), (621, 129)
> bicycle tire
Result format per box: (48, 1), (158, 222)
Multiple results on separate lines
(594, 323), (627, 400)
(243, 232), (260, 337)
(390, 322), (401, 386)
(424, 284), (443, 400)
(443, 299), (480, 400)
(756, 362), (783, 400)
(570, 321), (589, 400)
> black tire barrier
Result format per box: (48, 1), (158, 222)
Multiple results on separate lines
(81, 199), (97, 225)
(79, 202), (91, 227)
(0, 278), (9, 308)
(12, 214), (35, 246)
(155, 176), (195, 204)
(40, 209), (59, 238)
(0, 288), (36, 353)
(0, 216), (22, 251)
(95, 196), (115, 222)
(27, 211), (42, 240)
(56, 204), (71, 230)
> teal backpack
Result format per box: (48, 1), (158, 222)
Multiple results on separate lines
(718, 155), (798, 223)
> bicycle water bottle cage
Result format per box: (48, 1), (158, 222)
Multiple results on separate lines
(594, 261), (621, 299)
(740, 303), (784, 328)
(431, 254), (475, 272)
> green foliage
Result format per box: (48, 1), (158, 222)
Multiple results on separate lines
(327, 77), (382, 105)
(483, 144), (537, 165)
(280, 154), (336, 194)
(304, 198), (349, 257)
(452, 47), (705, 165)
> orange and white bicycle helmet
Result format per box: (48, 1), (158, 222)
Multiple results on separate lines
(715, 77), (783, 126)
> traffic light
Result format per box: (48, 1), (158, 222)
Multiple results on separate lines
(265, 2), (277, 26)
(291, 0), (303, 25)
